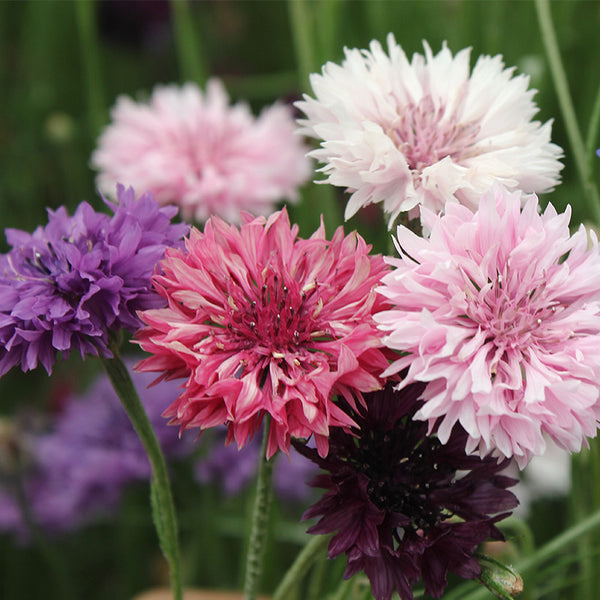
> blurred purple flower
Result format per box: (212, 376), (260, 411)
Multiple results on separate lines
(0, 186), (188, 376)
(0, 363), (193, 541)
(195, 429), (317, 503)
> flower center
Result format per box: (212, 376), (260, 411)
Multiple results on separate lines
(352, 422), (451, 533)
(224, 265), (327, 354)
(19, 243), (61, 280)
(389, 95), (480, 172)
(461, 270), (569, 370)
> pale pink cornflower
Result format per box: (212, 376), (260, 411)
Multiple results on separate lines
(91, 80), (312, 223)
(135, 208), (390, 458)
(297, 34), (563, 226)
(375, 185), (600, 467)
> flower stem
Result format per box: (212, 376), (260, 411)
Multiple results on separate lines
(243, 418), (275, 600)
(444, 505), (600, 600)
(287, 0), (343, 232)
(287, 0), (317, 90)
(74, 0), (106, 138)
(315, 0), (344, 63)
(518, 505), (600, 571)
(100, 349), (183, 600)
(585, 80), (600, 176)
(170, 0), (208, 86)
(306, 546), (329, 600)
(272, 534), (331, 600)
(535, 0), (600, 224)
(330, 578), (353, 600)
(570, 447), (596, 599)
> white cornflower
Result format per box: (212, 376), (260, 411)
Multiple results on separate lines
(297, 34), (563, 226)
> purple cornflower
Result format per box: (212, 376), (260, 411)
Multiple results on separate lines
(195, 429), (317, 502)
(0, 185), (188, 376)
(293, 383), (518, 600)
(0, 363), (193, 541)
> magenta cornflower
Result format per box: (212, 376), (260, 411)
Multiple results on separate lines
(91, 79), (312, 223)
(0, 186), (187, 376)
(297, 34), (563, 225)
(376, 185), (600, 466)
(135, 208), (390, 458)
(293, 383), (518, 600)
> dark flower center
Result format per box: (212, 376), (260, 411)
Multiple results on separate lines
(350, 421), (452, 533)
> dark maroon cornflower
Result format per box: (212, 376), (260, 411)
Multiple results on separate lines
(293, 383), (518, 600)
(0, 185), (188, 376)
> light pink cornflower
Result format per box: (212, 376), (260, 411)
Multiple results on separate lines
(297, 34), (563, 226)
(91, 80), (312, 223)
(375, 185), (600, 467)
(135, 209), (390, 458)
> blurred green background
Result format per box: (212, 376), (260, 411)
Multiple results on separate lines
(2, 0), (600, 234)
(1, 1), (600, 599)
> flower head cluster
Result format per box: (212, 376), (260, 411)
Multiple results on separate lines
(0, 365), (193, 541)
(135, 208), (390, 458)
(294, 383), (518, 600)
(297, 34), (563, 225)
(0, 186), (188, 376)
(91, 79), (312, 223)
(376, 185), (600, 466)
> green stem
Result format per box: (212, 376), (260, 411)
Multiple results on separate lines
(444, 506), (600, 600)
(307, 548), (329, 600)
(519, 504), (600, 574)
(272, 534), (331, 600)
(590, 443), (600, 599)
(170, 0), (208, 85)
(571, 442), (600, 599)
(243, 418), (275, 600)
(74, 0), (105, 138)
(100, 349), (183, 600)
(585, 80), (600, 176)
(535, 0), (600, 224)
(330, 578), (354, 600)
(288, 0), (317, 91)
(287, 0), (343, 232)
(315, 0), (344, 62)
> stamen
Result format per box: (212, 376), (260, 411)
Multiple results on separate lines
(313, 298), (324, 318)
